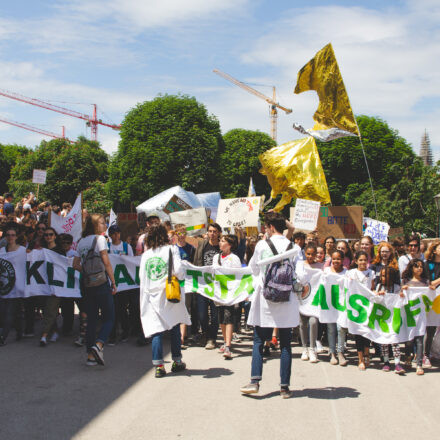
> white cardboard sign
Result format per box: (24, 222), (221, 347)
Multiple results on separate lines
(290, 198), (320, 232)
(170, 208), (208, 236)
(216, 197), (260, 229)
(32, 169), (47, 184)
(363, 217), (390, 245)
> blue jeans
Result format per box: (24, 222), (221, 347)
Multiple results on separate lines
(197, 294), (218, 341)
(251, 326), (292, 387)
(85, 282), (115, 351)
(151, 324), (182, 366)
(327, 323), (336, 354)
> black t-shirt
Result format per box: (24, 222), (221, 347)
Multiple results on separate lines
(203, 242), (220, 266)
(177, 243), (195, 262)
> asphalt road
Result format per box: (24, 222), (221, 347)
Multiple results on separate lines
(1, 322), (440, 440)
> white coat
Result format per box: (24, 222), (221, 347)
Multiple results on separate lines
(139, 245), (191, 337)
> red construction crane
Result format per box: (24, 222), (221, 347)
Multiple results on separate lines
(0, 88), (121, 141)
(0, 117), (73, 143)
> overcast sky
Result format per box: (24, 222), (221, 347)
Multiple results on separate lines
(0, 0), (438, 159)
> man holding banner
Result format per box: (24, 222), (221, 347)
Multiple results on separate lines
(240, 212), (300, 399)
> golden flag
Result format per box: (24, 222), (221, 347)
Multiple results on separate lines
(294, 43), (359, 136)
(259, 137), (331, 211)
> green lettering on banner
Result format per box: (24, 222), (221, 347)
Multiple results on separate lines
(422, 295), (432, 313)
(66, 267), (76, 289)
(311, 285), (329, 310)
(405, 298), (421, 327)
(203, 272), (214, 297)
(26, 260), (45, 285)
(47, 262), (64, 287)
(368, 303), (390, 333)
(135, 266), (140, 285)
(331, 285), (346, 311)
(187, 270), (202, 291)
(392, 308), (402, 334)
(347, 294), (368, 323)
(234, 274), (253, 298)
(114, 264), (135, 287)
(215, 274), (236, 300)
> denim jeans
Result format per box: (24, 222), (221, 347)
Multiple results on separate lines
(405, 336), (424, 366)
(151, 324), (182, 366)
(337, 325), (347, 354)
(197, 294), (218, 341)
(0, 298), (23, 340)
(84, 282), (115, 351)
(251, 326), (292, 387)
(327, 323), (337, 354)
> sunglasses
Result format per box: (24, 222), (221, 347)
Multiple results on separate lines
(409, 244), (419, 248)
(5, 233), (16, 237)
(44, 233), (55, 237)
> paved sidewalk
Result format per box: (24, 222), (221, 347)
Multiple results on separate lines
(1, 329), (439, 440)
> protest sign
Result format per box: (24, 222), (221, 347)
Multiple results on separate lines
(32, 169), (47, 184)
(163, 195), (192, 214)
(290, 199), (320, 232)
(317, 206), (363, 239)
(216, 197), (261, 229)
(169, 208), (208, 236)
(363, 218), (390, 244)
(117, 213), (138, 241)
(50, 194), (82, 249)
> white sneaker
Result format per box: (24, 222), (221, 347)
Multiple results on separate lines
(316, 340), (324, 353)
(301, 349), (309, 361)
(49, 332), (59, 343)
(309, 348), (318, 363)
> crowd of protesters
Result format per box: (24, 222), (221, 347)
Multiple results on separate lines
(1, 192), (439, 398)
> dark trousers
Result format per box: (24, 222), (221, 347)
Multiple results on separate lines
(197, 294), (218, 341)
(110, 291), (131, 339)
(251, 326), (292, 387)
(0, 298), (24, 340)
(355, 334), (370, 352)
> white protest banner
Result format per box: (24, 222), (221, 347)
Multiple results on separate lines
(216, 197), (261, 229)
(25, 249), (80, 298)
(169, 208), (208, 236)
(108, 254), (141, 291)
(32, 169), (47, 184)
(363, 217), (390, 244)
(345, 281), (425, 344)
(50, 193), (82, 249)
(415, 287), (440, 326)
(182, 262), (253, 305)
(291, 198), (320, 232)
(0, 247), (27, 299)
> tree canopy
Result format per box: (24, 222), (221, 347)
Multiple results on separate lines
(108, 94), (224, 210)
(7, 136), (108, 205)
(220, 129), (275, 198)
(0, 143), (30, 195)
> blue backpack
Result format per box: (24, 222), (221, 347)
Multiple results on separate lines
(263, 239), (294, 303)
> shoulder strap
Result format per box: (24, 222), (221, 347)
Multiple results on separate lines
(286, 241), (293, 251)
(123, 241), (128, 255)
(218, 253), (222, 266)
(107, 241), (111, 251)
(168, 247), (173, 283)
(266, 238), (278, 256)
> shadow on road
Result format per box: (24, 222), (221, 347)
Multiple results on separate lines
(243, 386), (361, 400)
(181, 367), (234, 378)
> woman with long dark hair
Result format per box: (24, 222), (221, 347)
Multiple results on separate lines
(139, 224), (190, 377)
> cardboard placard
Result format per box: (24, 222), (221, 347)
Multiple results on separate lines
(216, 197), (261, 229)
(291, 199), (320, 232)
(32, 169), (47, 184)
(117, 213), (139, 241)
(317, 206), (363, 239)
(363, 217), (390, 245)
(169, 208), (208, 236)
(163, 195), (192, 214)
(388, 227), (404, 240)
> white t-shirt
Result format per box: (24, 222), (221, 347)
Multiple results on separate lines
(398, 254), (424, 275)
(212, 252), (242, 269)
(323, 266), (347, 275)
(346, 268), (374, 289)
(77, 235), (107, 260)
(108, 241), (134, 256)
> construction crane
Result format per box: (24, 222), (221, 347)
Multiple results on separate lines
(0, 89), (121, 142)
(0, 117), (73, 143)
(213, 68), (292, 142)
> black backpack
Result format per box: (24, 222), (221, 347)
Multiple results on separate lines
(263, 239), (294, 303)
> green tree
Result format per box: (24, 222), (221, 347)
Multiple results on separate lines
(8, 136), (109, 204)
(0, 143), (30, 194)
(220, 129), (275, 198)
(108, 94), (224, 209)
(83, 181), (113, 214)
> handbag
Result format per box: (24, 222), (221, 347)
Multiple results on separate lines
(165, 247), (181, 303)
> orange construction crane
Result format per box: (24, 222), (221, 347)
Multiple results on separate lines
(213, 69), (292, 142)
(0, 117), (73, 143)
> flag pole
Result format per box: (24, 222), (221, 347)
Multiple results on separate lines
(356, 122), (378, 218)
